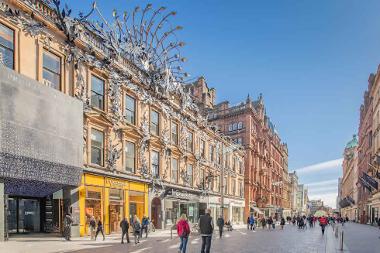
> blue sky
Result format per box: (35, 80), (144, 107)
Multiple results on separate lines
(64, 0), (380, 207)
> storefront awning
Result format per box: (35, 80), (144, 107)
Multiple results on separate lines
(250, 205), (263, 214)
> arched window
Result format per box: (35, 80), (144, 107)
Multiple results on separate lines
(238, 122), (243, 130)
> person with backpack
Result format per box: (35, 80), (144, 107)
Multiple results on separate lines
(95, 218), (105, 241)
(120, 217), (130, 244)
(199, 208), (214, 253)
(89, 216), (96, 240)
(177, 214), (191, 253)
(141, 216), (149, 238)
(319, 215), (328, 235)
(132, 215), (141, 244)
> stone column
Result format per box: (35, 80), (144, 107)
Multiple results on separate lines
(0, 180), (5, 241)
(63, 187), (80, 237)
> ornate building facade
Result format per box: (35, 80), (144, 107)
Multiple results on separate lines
(340, 135), (359, 221)
(189, 78), (289, 220)
(357, 75), (374, 224)
(0, 0), (244, 239)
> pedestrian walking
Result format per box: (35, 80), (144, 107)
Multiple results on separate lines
(261, 217), (266, 229)
(63, 213), (73, 241)
(89, 216), (96, 240)
(247, 216), (250, 230)
(132, 215), (141, 244)
(267, 217), (273, 230)
(249, 214), (255, 230)
(199, 208), (214, 253)
(177, 214), (191, 253)
(280, 217), (285, 230)
(217, 215), (224, 238)
(141, 216), (149, 238)
(95, 219), (105, 241)
(318, 215), (328, 235)
(120, 217), (130, 244)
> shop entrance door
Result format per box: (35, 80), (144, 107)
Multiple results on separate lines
(7, 198), (41, 234)
(109, 204), (123, 233)
(151, 197), (162, 229)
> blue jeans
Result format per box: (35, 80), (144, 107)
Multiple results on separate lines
(201, 236), (212, 253)
(179, 236), (188, 253)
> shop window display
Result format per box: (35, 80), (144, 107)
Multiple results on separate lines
(85, 186), (103, 235)
(129, 191), (145, 221)
(109, 189), (124, 233)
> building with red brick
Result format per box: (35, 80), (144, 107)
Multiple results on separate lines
(189, 78), (289, 220)
(357, 74), (374, 224)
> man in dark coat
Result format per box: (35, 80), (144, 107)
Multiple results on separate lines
(216, 215), (224, 238)
(199, 208), (214, 253)
(120, 218), (130, 244)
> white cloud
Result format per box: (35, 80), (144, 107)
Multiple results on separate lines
(309, 193), (338, 208)
(306, 179), (338, 188)
(295, 158), (343, 175)
(308, 185), (338, 194)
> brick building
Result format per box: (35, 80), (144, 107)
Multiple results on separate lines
(357, 75), (374, 224)
(189, 77), (289, 220)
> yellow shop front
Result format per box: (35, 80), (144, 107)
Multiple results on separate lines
(79, 174), (148, 236)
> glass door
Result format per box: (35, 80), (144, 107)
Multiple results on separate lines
(19, 199), (40, 233)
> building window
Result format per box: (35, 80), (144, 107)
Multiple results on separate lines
(187, 132), (194, 152)
(209, 145), (214, 162)
(238, 122), (243, 130)
(171, 122), (178, 145)
(200, 169), (205, 188)
(228, 124), (233, 132)
(239, 181), (243, 197)
(150, 110), (159, 135)
(91, 129), (104, 166)
(91, 75), (105, 110)
(151, 151), (159, 177)
(125, 95), (136, 125)
(187, 164), (193, 186)
(43, 51), (61, 90)
(0, 23), (14, 69)
(224, 177), (228, 194)
(171, 158), (178, 183)
(216, 176), (220, 192)
(232, 179), (236, 196)
(239, 161), (243, 174)
(125, 141), (135, 173)
(200, 140), (206, 158)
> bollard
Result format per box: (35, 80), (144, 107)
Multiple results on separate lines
(340, 230), (344, 251)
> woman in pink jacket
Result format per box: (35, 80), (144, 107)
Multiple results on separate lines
(177, 214), (191, 253)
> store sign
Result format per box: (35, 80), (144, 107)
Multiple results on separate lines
(167, 189), (199, 201)
(105, 178), (128, 189)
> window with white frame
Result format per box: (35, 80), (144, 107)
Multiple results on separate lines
(151, 151), (159, 177)
(125, 95), (136, 125)
(91, 129), (104, 166)
(43, 50), (61, 90)
(125, 141), (135, 173)
(171, 158), (178, 183)
(0, 23), (14, 69)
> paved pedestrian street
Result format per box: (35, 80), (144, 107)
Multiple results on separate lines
(3, 223), (377, 253)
